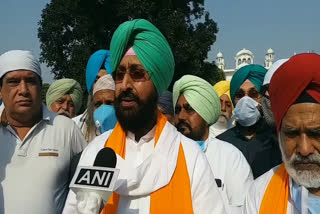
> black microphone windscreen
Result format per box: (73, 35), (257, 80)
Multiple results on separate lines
(93, 147), (117, 168)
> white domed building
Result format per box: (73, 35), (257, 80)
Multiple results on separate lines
(264, 48), (275, 69)
(216, 48), (275, 81)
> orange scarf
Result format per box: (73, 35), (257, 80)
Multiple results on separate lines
(101, 112), (194, 214)
(260, 164), (289, 214)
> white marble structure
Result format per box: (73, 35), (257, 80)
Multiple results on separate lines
(216, 48), (275, 81)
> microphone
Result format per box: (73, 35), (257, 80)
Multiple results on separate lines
(69, 148), (120, 214)
(94, 147), (117, 168)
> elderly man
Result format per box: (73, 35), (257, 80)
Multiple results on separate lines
(244, 53), (320, 213)
(63, 19), (226, 214)
(73, 50), (111, 142)
(217, 64), (282, 178)
(0, 50), (87, 213)
(173, 75), (253, 213)
(46, 78), (83, 118)
(211, 80), (234, 136)
(92, 74), (117, 135)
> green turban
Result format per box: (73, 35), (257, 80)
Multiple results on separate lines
(110, 19), (174, 95)
(173, 75), (221, 125)
(230, 64), (267, 105)
(46, 78), (83, 114)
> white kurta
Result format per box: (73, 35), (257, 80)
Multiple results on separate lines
(243, 165), (305, 214)
(204, 130), (253, 214)
(63, 122), (227, 214)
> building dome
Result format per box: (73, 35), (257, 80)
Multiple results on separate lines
(236, 48), (253, 57)
(217, 51), (223, 58)
(267, 48), (274, 54)
(238, 62), (249, 69)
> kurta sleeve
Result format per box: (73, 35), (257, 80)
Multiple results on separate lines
(181, 138), (227, 214)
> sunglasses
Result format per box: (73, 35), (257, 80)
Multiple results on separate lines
(112, 67), (151, 83)
(234, 88), (260, 100)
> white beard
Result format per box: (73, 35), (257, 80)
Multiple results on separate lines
(210, 116), (235, 136)
(279, 136), (320, 189)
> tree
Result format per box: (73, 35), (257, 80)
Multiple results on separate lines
(41, 83), (50, 104)
(38, 0), (223, 92)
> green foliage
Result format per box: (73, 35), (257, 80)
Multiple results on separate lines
(41, 83), (50, 104)
(38, 0), (223, 93)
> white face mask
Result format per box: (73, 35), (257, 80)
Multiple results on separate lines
(233, 96), (261, 127)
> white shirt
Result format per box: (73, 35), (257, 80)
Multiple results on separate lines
(0, 105), (87, 214)
(243, 165), (304, 214)
(63, 122), (227, 214)
(204, 130), (253, 214)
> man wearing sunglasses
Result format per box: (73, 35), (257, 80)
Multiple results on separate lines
(217, 64), (282, 178)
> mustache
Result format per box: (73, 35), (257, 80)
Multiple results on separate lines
(220, 112), (229, 118)
(291, 153), (320, 166)
(176, 120), (192, 131)
(117, 90), (140, 103)
(57, 109), (71, 118)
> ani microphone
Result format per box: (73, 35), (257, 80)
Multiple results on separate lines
(69, 147), (119, 214)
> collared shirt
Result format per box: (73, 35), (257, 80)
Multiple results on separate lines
(204, 130), (253, 214)
(0, 105), (87, 214)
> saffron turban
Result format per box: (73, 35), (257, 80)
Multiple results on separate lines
(269, 53), (320, 132)
(93, 74), (115, 95)
(0, 50), (41, 79)
(110, 19), (174, 95)
(173, 75), (221, 125)
(158, 91), (174, 116)
(230, 64), (267, 105)
(46, 78), (83, 114)
(213, 80), (233, 109)
(86, 50), (112, 93)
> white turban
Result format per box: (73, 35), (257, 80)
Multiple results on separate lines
(93, 74), (115, 95)
(0, 50), (41, 79)
(263, 59), (289, 86)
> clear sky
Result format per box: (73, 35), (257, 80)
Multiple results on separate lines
(205, 0), (320, 69)
(1, 0), (319, 83)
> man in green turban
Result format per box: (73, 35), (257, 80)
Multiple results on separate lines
(63, 19), (226, 214)
(173, 75), (221, 139)
(229, 64), (267, 105)
(217, 64), (282, 179)
(173, 75), (253, 213)
(46, 78), (83, 118)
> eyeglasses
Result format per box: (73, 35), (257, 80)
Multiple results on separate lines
(234, 88), (260, 100)
(112, 67), (151, 83)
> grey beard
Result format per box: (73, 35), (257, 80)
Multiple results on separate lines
(279, 135), (320, 189)
(261, 96), (276, 128)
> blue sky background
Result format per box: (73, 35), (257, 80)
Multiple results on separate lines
(1, 0), (319, 83)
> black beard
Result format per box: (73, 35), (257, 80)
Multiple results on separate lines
(176, 120), (207, 141)
(114, 89), (158, 133)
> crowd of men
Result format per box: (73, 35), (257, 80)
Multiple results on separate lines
(0, 18), (319, 214)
